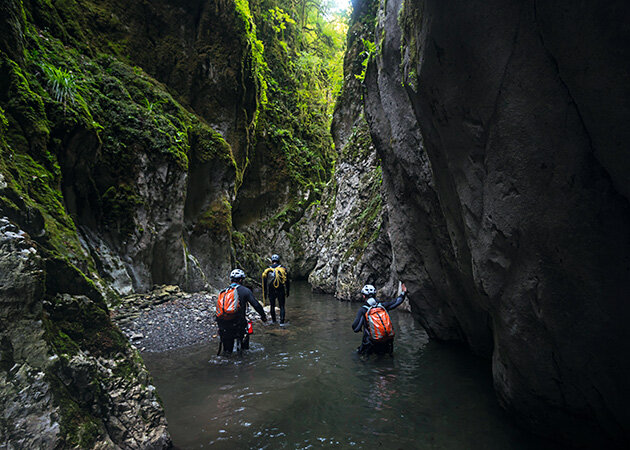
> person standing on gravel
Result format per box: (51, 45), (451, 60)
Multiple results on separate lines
(216, 269), (267, 355)
(261, 254), (290, 324)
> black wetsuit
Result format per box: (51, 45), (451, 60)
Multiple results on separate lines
(216, 283), (266, 354)
(352, 293), (405, 355)
(263, 263), (290, 323)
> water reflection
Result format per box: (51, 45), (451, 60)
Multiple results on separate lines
(143, 283), (553, 449)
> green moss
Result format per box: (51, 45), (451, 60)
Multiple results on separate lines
(0, 53), (50, 155)
(343, 166), (383, 260)
(43, 316), (81, 355)
(232, 230), (246, 247)
(189, 121), (234, 164)
(78, 420), (101, 448)
(101, 184), (143, 236)
(234, 0), (268, 108)
(46, 371), (104, 448)
(398, 0), (423, 91)
(341, 118), (374, 161)
(3, 147), (91, 272)
(44, 294), (128, 357)
(195, 197), (233, 236)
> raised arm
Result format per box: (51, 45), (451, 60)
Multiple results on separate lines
(382, 292), (406, 311)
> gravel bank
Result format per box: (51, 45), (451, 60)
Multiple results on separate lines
(111, 286), (219, 353)
(111, 285), (269, 353)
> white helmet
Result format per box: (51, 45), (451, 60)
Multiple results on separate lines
(230, 269), (246, 281)
(361, 284), (376, 296)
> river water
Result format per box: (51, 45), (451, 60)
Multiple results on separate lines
(143, 283), (552, 449)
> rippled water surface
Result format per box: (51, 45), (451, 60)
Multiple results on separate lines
(143, 283), (551, 449)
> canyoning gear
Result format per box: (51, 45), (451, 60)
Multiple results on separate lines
(262, 263), (290, 323)
(271, 254), (280, 262)
(361, 284), (376, 296)
(247, 321), (253, 334)
(216, 284), (266, 355)
(367, 298), (378, 307)
(262, 266), (287, 292)
(352, 291), (406, 356)
(216, 285), (240, 320)
(363, 304), (395, 342)
(230, 268), (246, 281)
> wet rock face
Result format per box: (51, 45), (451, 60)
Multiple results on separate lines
(0, 218), (56, 448)
(0, 218), (171, 448)
(285, 0), (396, 301)
(365, 0), (630, 445)
(306, 128), (394, 301)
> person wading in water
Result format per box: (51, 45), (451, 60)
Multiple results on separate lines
(261, 254), (290, 324)
(216, 269), (266, 355)
(352, 283), (407, 356)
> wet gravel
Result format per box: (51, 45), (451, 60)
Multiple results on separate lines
(112, 287), (219, 353)
(111, 285), (269, 353)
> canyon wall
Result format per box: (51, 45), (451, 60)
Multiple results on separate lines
(1, 0), (263, 445)
(364, 0), (630, 445)
(230, 0), (397, 301)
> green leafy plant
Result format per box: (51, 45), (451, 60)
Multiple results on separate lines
(142, 97), (165, 113)
(41, 63), (78, 112)
(355, 39), (376, 83)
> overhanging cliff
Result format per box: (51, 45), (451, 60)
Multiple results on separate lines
(364, 0), (630, 446)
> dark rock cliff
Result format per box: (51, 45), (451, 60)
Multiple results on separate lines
(364, 0), (630, 445)
(0, 218), (170, 447)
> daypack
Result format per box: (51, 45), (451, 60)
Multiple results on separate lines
(364, 304), (395, 342)
(216, 286), (240, 320)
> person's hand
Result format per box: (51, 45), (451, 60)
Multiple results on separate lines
(401, 283), (407, 296)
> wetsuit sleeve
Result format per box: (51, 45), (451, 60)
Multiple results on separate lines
(352, 308), (365, 332)
(383, 293), (406, 311)
(243, 287), (267, 321)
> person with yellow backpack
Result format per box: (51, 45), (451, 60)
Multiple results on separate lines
(352, 283), (407, 356)
(261, 254), (290, 324)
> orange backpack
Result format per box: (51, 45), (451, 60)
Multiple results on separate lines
(216, 286), (240, 320)
(364, 305), (395, 342)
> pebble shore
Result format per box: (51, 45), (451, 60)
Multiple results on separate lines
(111, 285), (269, 353)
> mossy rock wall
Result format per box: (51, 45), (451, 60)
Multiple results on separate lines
(0, 218), (171, 447)
(247, 0), (396, 301)
(0, 0), (262, 445)
(0, 0), (267, 294)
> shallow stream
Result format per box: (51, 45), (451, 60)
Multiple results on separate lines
(143, 283), (552, 449)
